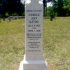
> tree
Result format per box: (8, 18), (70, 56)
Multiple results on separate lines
(63, 0), (70, 16)
(0, 0), (2, 17)
(47, 6), (55, 21)
(43, 0), (52, 16)
(57, 0), (64, 16)
(52, 0), (66, 16)
(53, 0), (58, 14)
(6, 0), (24, 16)
(43, 0), (47, 16)
(1, 0), (7, 18)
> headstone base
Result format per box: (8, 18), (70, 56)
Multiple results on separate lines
(19, 55), (48, 70)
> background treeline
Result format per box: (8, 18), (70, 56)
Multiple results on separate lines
(0, 0), (25, 18)
(0, 0), (70, 18)
(46, 0), (70, 17)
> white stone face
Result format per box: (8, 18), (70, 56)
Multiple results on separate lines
(19, 0), (48, 70)
(25, 0), (44, 60)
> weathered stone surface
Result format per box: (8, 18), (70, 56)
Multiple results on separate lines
(19, 0), (48, 70)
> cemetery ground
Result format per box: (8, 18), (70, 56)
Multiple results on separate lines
(0, 17), (70, 70)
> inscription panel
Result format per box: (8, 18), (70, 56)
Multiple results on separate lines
(25, 1), (43, 57)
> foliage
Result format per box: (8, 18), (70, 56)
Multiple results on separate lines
(0, 0), (70, 17)
(0, 0), (25, 18)
(52, 0), (70, 16)
(43, 0), (47, 16)
(63, 0), (70, 16)
(47, 7), (55, 17)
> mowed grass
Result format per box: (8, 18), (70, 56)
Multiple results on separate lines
(0, 17), (70, 70)
(0, 19), (25, 70)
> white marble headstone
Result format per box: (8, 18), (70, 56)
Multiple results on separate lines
(25, 0), (44, 61)
(19, 0), (48, 70)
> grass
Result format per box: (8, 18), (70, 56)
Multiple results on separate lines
(0, 19), (25, 70)
(0, 17), (70, 70)
(44, 17), (70, 70)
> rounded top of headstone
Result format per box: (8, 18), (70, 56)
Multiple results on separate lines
(31, 0), (43, 3)
(25, 0), (43, 4)
(31, 0), (39, 2)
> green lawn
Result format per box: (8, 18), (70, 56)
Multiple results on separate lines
(0, 17), (70, 70)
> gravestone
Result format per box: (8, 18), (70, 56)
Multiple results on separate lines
(19, 0), (48, 70)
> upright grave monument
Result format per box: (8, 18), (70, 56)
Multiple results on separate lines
(19, 0), (48, 70)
